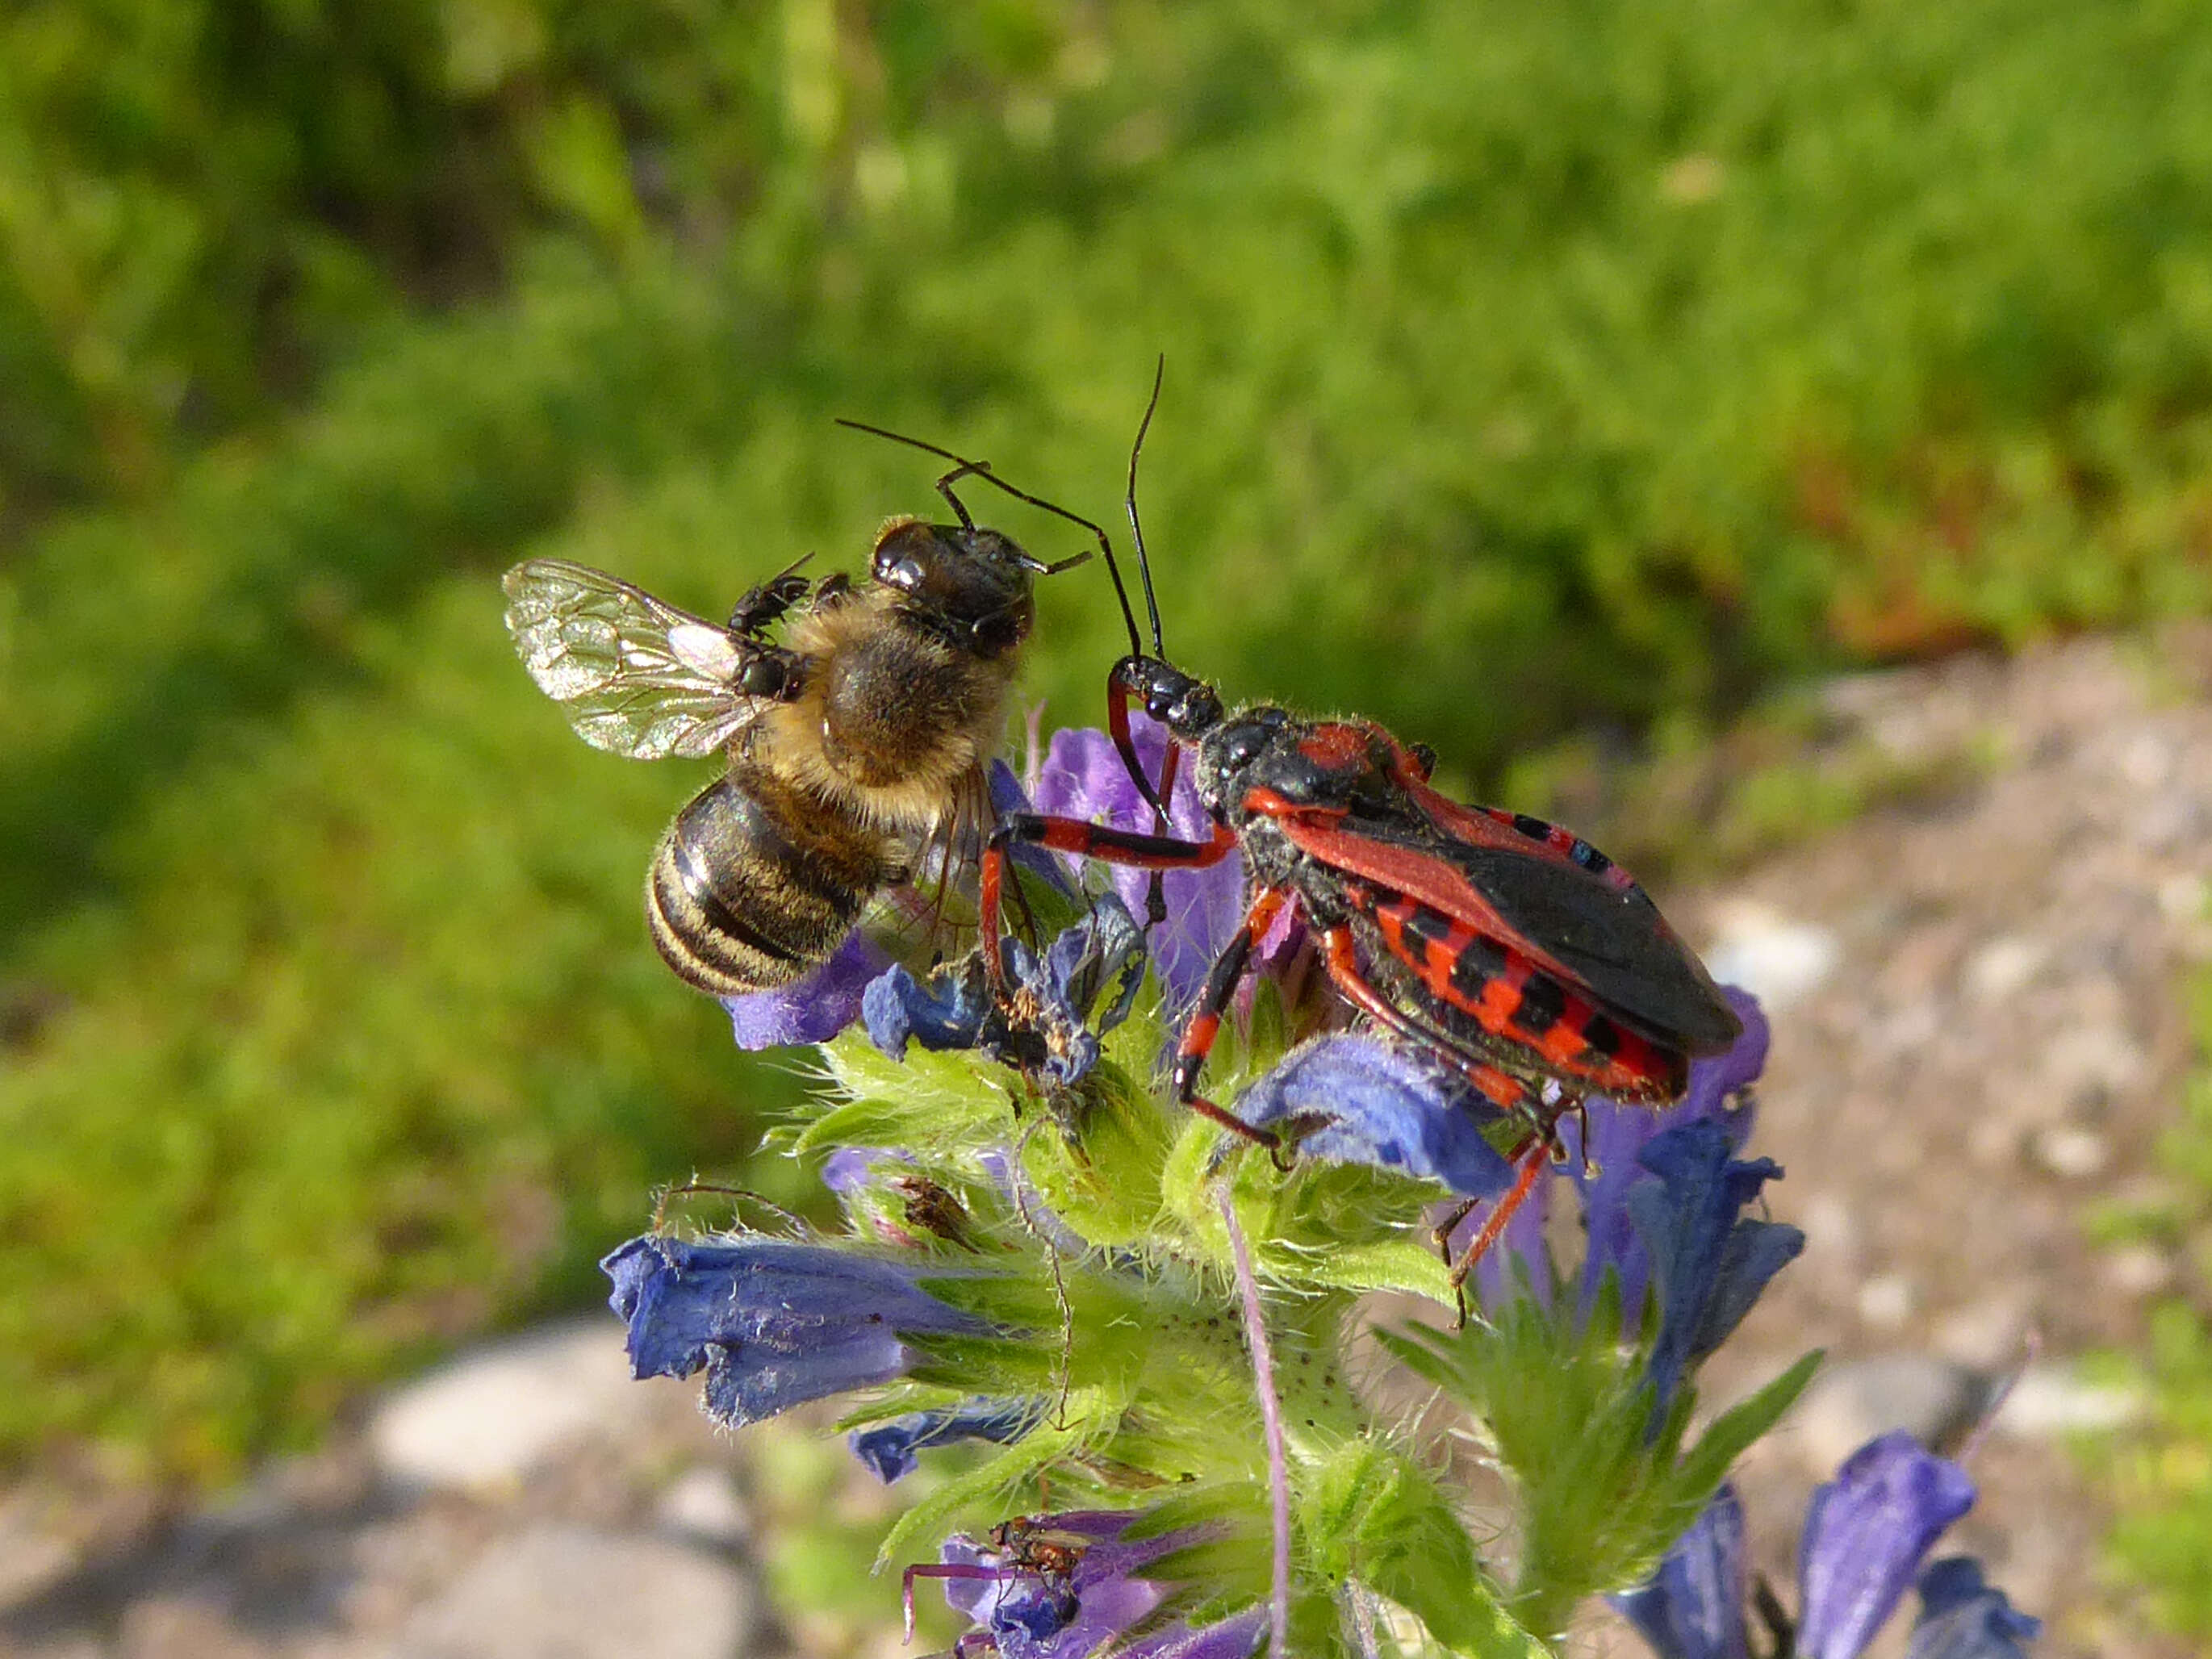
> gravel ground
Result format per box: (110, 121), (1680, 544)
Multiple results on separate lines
(2, 629), (2207, 1659)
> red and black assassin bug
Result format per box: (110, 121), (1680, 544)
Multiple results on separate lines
(975, 367), (1744, 1294)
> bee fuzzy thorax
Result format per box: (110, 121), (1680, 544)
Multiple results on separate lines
(770, 595), (1015, 829)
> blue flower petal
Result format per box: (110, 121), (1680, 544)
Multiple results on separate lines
(1905, 1558), (2041, 1659)
(1628, 1121), (1804, 1410)
(1608, 1482), (1750, 1659)
(602, 1235), (1000, 1428)
(1686, 988), (1769, 1124)
(850, 1398), (1047, 1483)
(1798, 1432), (1977, 1659)
(1120, 1611), (1269, 1659)
(1237, 1035), (1516, 1197)
(864, 963), (989, 1059)
(1573, 988), (1769, 1326)
(722, 931), (892, 1048)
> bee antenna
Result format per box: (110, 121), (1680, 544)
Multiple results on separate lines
(1124, 357), (1169, 659)
(833, 417), (1147, 658)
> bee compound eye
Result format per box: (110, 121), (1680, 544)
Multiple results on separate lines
(877, 554), (925, 592)
(968, 607), (1027, 656)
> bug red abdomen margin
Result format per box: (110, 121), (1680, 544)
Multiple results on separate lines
(1358, 890), (1689, 1102)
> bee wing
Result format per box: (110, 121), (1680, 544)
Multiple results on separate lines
(858, 767), (992, 963)
(502, 558), (774, 760)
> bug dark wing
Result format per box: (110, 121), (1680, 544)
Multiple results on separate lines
(1277, 812), (1742, 1054)
(502, 558), (771, 759)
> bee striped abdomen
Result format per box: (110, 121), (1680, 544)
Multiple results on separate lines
(646, 763), (890, 996)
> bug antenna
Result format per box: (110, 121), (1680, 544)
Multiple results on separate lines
(834, 417), (1145, 655)
(1125, 357), (1168, 658)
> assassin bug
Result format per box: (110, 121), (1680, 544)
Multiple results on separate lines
(976, 366), (1743, 1296)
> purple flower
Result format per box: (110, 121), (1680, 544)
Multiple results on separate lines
(1609, 1482), (1749, 1659)
(1032, 717), (1245, 1008)
(1905, 1559), (2042, 1659)
(721, 930), (892, 1048)
(1236, 1035), (1518, 1197)
(1798, 1432), (1979, 1659)
(864, 896), (1145, 1087)
(822, 1145), (901, 1195)
(602, 1235), (1004, 1428)
(1629, 1120), (1804, 1412)
(1613, 1435), (2030, 1659)
(920, 1511), (1262, 1659)
(850, 1398), (1046, 1484)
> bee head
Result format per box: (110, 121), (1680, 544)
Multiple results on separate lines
(870, 517), (1037, 658)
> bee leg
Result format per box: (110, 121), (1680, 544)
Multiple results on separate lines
(1166, 888), (1292, 1156)
(725, 555), (814, 637)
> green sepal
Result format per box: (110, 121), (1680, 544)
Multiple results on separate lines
(1017, 1060), (1175, 1246)
(1300, 1439), (1544, 1658)
(872, 1417), (1092, 1571)
(1378, 1298), (1821, 1636)
(1294, 1235), (1455, 1301)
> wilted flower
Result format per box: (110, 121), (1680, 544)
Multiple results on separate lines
(602, 1235), (1011, 1428)
(850, 1398), (1047, 1484)
(919, 1510), (1264, 1659)
(1612, 1432), (2037, 1659)
(863, 893), (1146, 1086)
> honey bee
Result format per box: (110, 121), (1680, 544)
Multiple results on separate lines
(502, 437), (1114, 998)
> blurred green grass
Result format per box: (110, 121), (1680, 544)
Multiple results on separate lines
(4, 0), (2212, 1481)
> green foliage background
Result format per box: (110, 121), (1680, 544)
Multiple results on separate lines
(3, 0), (2210, 1481)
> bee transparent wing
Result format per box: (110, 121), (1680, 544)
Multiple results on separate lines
(502, 558), (771, 760)
(858, 767), (992, 965)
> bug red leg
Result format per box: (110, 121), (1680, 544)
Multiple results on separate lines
(1314, 925), (1562, 1323)
(1443, 1135), (1553, 1327)
(1104, 667), (1184, 930)
(1166, 888), (1290, 1154)
(981, 813), (1237, 993)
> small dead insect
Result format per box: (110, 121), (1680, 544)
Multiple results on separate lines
(903, 1515), (1093, 1654)
(503, 438), (1119, 999)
